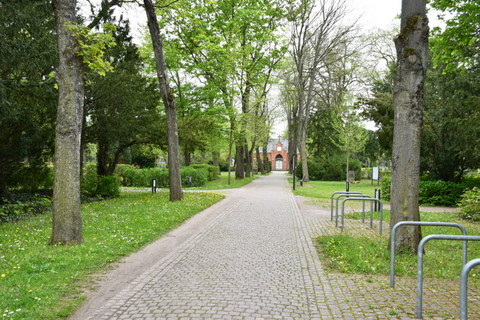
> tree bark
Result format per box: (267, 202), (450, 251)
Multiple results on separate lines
(144, 0), (182, 201)
(256, 147), (264, 174)
(51, 0), (84, 245)
(235, 143), (245, 179)
(212, 151), (219, 167)
(390, 0), (429, 253)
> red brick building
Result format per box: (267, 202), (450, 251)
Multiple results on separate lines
(260, 137), (290, 171)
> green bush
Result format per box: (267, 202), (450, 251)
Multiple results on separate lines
(96, 175), (121, 198)
(380, 176), (467, 207)
(144, 168), (169, 187)
(81, 163), (99, 197)
(462, 176), (480, 189)
(0, 194), (52, 223)
(81, 163), (120, 198)
(116, 166), (210, 188)
(296, 154), (362, 181)
(191, 164), (220, 181)
(380, 176), (391, 201)
(459, 187), (480, 221)
(181, 166), (207, 187)
(419, 180), (467, 207)
(115, 164), (136, 186)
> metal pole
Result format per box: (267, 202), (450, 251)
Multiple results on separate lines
(335, 193), (369, 227)
(340, 197), (382, 233)
(460, 258), (480, 320)
(416, 235), (480, 319)
(390, 222), (467, 288)
(330, 192), (364, 221)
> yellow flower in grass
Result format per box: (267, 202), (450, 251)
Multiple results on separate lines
(1, 274), (5, 278)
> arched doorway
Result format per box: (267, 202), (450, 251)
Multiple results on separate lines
(275, 154), (283, 170)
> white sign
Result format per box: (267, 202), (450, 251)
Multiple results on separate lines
(372, 167), (379, 180)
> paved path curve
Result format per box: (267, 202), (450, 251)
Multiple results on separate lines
(80, 172), (339, 319)
(72, 172), (479, 320)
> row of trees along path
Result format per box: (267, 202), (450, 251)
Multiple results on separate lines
(50, 0), (428, 255)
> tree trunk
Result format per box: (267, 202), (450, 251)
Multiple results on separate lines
(390, 0), (429, 253)
(297, 119), (309, 182)
(97, 139), (109, 176)
(256, 147), (264, 174)
(144, 0), (182, 201)
(51, 0), (84, 245)
(212, 151), (219, 167)
(184, 149), (191, 166)
(244, 141), (252, 178)
(235, 143), (245, 179)
(263, 144), (270, 173)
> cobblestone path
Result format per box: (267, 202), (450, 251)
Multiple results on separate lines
(83, 172), (479, 319)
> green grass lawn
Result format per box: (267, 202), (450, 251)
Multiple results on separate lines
(296, 180), (480, 282)
(0, 192), (224, 319)
(290, 178), (383, 209)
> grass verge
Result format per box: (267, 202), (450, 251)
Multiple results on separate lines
(290, 179), (382, 208)
(317, 210), (480, 281)
(0, 191), (223, 319)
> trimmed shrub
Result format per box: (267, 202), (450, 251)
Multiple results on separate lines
(115, 164), (137, 186)
(459, 187), (480, 221)
(81, 163), (99, 197)
(116, 166), (209, 188)
(296, 154), (362, 181)
(181, 166), (207, 187)
(144, 168), (169, 187)
(81, 163), (120, 198)
(96, 175), (121, 198)
(419, 180), (467, 207)
(380, 176), (391, 201)
(191, 164), (220, 181)
(381, 176), (467, 207)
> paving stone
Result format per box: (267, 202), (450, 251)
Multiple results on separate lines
(81, 173), (480, 319)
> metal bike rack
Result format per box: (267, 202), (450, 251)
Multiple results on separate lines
(340, 197), (383, 235)
(460, 258), (480, 320)
(335, 193), (371, 227)
(330, 192), (365, 222)
(416, 235), (480, 319)
(390, 221), (468, 288)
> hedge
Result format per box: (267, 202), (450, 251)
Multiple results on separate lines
(380, 176), (471, 207)
(459, 187), (480, 221)
(115, 165), (211, 188)
(190, 164), (220, 181)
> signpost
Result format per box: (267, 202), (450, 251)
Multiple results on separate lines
(372, 166), (379, 185)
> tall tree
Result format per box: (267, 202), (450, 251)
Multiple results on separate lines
(286, 0), (355, 181)
(331, 107), (368, 181)
(51, 0), (118, 244)
(0, 0), (57, 196)
(429, 0), (479, 73)
(85, 18), (162, 176)
(51, 0), (85, 244)
(156, 0), (285, 180)
(390, 0), (429, 252)
(144, 0), (183, 201)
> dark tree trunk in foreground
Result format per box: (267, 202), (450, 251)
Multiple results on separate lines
(235, 144), (245, 179)
(144, 0), (183, 201)
(390, 0), (429, 253)
(51, 0), (84, 244)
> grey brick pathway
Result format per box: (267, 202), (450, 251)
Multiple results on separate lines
(84, 172), (479, 319)
(88, 173), (335, 319)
